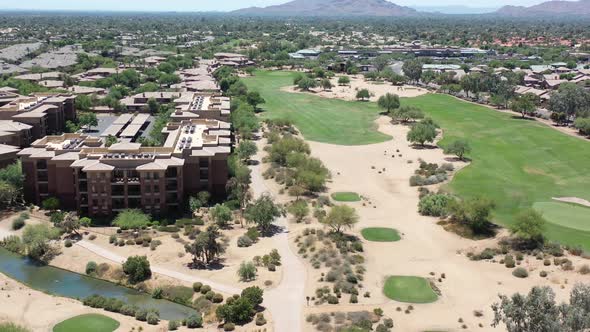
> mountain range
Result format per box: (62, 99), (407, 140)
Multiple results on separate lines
(232, 0), (590, 17)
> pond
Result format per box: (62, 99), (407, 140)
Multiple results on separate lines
(0, 248), (195, 321)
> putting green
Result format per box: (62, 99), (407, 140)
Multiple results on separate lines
(361, 227), (401, 242)
(533, 202), (590, 232)
(383, 276), (438, 303)
(331, 192), (361, 202)
(53, 314), (120, 332)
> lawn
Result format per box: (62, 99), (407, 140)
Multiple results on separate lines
(331, 192), (361, 202)
(243, 70), (391, 145)
(53, 314), (120, 332)
(403, 94), (590, 251)
(361, 227), (401, 242)
(533, 202), (590, 232)
(383, 276), (438, 303)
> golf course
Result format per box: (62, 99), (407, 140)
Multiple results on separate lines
(244, 70), (590, 250)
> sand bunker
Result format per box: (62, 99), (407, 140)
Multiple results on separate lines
(552, 197), (590, 208)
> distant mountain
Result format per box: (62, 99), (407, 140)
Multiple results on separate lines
(496, 0), (590, 17)
(412, 5), (498, 14)
(232, 0), (419, 17)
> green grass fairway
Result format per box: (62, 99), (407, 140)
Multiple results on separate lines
(403, 94), (590, 251)
(383, 276), (438, 303)
(533, 202), (590, 232)
(53, 314), (120, 332)
(243, 70), (391, 145)
(331, 192), (361, 202)
(361, 227), (401, 242)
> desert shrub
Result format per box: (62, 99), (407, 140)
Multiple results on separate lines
(213, 293), (224, 303)
(64, 239), (73, 247)
(200, 285), (211, 294)
(512, 267), (529, 278)
(562, 259), (574, 271)
(268, 263), (276, 271)
(384, 318), (394, 328)
(186, 313), (203, 328)
(246, 227), (260, 242)
(135, 308), (148, 321)
(327, 295), (339, 304)
(579, 264), (590, 275)
(255, 313), (267, 326)
(86, 261), (97, 275)
(472, 248), (496, 261)
(162, 285), (194, 305)
(418, 194), (453, 217)
(544, 259), (551, 266)
(409, 175), (425, 187)
(168, 320), (180, 330)
(146, 311), (160, 325)
(237, 235), (253, 248)
(205, 290), (215, 301)
(120, 304), (137, 316)
(159, 225), (180, 233)
(540, 270), (548, 277)
(152, 287), (163, 299)
(223, 323), (235, 331)
(350, 294), (358, 303)
(126, 239), (135, 245)
(109, 235), (116, 244)
(238, 261), (257, 281)
(0, 235), (24, 254)
(11, 217), (25, 230)
(88, 234), (97, 240)
(122, 255), (152, 283)
(505, 255), (515, 268)
(192, 282), (203, 292)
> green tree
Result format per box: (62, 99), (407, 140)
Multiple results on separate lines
(246, 91), (265, 109)
(320, 78), (333, 91)
(574, 117), (590, 136)
(22, 224), (60, 262)
(105, 135), (118, 147)
(245, 194), (284, 235)
(287, 200), (309, 223)
(322, 205), (359, 234)
(122, 256), (152, 283)
(390, 105), (424, 123)
(241, 286), (264, 307)
(338, 76), (351, 86)
(235, 140), (257, 162)
(184, 225), (224, 266)
(75, 94), (92, 112)
(448, 197), (495, 234)
(444, 139), (471, 161)
(377, 93), (400, 113)
(407, 121), (437, 146)
(113, 209), (150, 230)
(60, 212), (82, 236)
(297, 77), (317, 91)
(356, 89), (370, 101)
(78, 113), (98, 131)
(492, 284), (590, 332)
(549, 83), (590, 122)
(510, 93), (539, 118)
(402, 59), (423, 83)
(147, 98), (160, 114)
(42, 197), (60, 211)
(237, 261), (257, 281)
(210, 204), (233, 228)
(510, 209), (545, 245)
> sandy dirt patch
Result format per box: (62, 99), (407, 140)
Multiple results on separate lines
(280, 116), (590, 332)
(282, 75), (428, 102)
(552, 197), (590, 208)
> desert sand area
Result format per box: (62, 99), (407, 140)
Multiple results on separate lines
(281, 74), (428, 102)
(251, 116), (590, 332)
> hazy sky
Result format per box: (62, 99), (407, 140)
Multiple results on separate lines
(2, 0), (550, 12)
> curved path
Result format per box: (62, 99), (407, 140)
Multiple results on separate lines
(75, 240), (242, 295)
(249, 139), (306, 332)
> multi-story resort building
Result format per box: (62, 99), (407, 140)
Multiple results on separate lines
(121, 92), (230, 122)
(18, 118), (231, 216)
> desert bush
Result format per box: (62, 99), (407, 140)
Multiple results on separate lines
(237, 235), (253, 247)
(0, 235), (24, 254)
(135, 308), (148, 321)
(168, 320), (180, 330)
(223, 323), (235, 331)
(213, 293), (224, 303)
(186, 313), (203, 328)
(200, 285), (211, 294)
(504, 255), (515, 268)
(512, 267), (529, 278)
(109, 235), (116, 244)
(540, 270), (548, 277)
(120, 304), (137, 316)
(192, 282), (203, 292)
(579, 264), (590, 275)
(418, 194), (453, 217)
(11, 217), (25, 230)
(146, 311), (159, 325)
(162, 285), (194, 305)
(86, 261), (97, 275)
(255, 313), (267, 326)
(64, 239), (73, 247)
(350, 294), (358, 303)
(246, 227), (260, 242)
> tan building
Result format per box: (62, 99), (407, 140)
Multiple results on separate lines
(121, 92), (230, 121)
(18, 118), (231, 216)
(0, 120), (33, 147)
